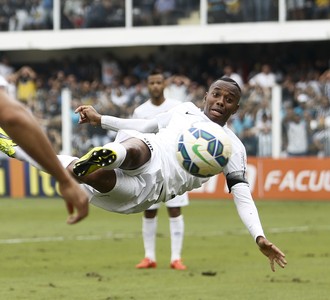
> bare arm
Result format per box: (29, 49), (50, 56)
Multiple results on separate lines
(0, 90), (89, 224)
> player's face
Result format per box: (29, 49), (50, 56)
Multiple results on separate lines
(147, 74), (165, 100)
(203, 80), (240, 126)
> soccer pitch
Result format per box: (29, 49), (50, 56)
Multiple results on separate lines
(0, 198), (329, 300)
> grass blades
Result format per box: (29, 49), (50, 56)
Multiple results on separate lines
(0, 198), (329, 300)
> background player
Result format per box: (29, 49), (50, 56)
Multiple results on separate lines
(132, 69), (189, 270)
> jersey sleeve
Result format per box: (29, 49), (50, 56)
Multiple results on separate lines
(101, 115), (159, 133)
(222, 130), (265, 241)
(223, 135), (249, 192)
(231, 182), (265, 241)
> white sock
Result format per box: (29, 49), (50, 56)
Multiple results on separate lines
(14, 146), (77, 172)
(102, 142), (127, 170)
(170, 215), (184, 262)
(57, 154), (79, 168)
(15, 146), (42, 170)
(142, 216), (157, 261)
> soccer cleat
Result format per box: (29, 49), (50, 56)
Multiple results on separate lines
(170, 259), (187, 270)
(135, 258), (157, 269)
(0, 128), (17, 158)
(73, 146), (117, 177)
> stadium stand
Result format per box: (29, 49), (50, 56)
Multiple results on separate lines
(0, 0), (329, 158)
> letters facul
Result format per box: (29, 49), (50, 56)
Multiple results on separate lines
(265, 169), (330, 192)
(190, 157), (330, 200)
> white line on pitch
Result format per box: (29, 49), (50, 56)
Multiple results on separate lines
(1, 225), (330, 245)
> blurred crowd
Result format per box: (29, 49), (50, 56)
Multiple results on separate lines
(0, 0), (125, 31)
(0, 43), (329, 158)
(0, 0), (329, 31)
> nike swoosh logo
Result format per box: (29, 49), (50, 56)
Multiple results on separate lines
(192, 144), (212, 166)
(185, 111), (194, 115)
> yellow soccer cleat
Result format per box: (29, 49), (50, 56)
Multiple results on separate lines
(73, 146), (117, 177)
(0, 128), (17, 158)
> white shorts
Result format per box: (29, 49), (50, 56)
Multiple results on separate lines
(147, 192), (189, 210)
(87, 130), (166, 214)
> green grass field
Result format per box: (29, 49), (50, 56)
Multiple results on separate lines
(0, 198), (329, 300)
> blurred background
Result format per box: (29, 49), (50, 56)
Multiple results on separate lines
(0, 0), (329, 199)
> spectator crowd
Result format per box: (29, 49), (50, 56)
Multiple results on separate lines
(0, 0), (328, 31)
(0, 43), (329, 158)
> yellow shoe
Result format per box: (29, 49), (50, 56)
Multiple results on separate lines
(73, 146), (117, 177)
(0, 128), (16, 158)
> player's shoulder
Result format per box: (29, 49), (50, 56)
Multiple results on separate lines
(164, 98), (181, 105)
(177, 101), (200, 112)
(135, 99), (152, 110)
(168, 102), (202, 117)
(132, 100), (152, 115)
(223, 125), (246, 153)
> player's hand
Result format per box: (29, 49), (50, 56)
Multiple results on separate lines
(58, 177), (89, 224)
(256, 236), (287, 272)
(75, 106), (102, 126)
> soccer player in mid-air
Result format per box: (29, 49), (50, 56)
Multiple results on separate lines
(0, 77), (287, 271)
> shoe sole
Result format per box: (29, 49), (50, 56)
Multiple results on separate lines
(0, 133), (16, 157)
(73, 148), (117, 177)
(136, 264), (157, 269)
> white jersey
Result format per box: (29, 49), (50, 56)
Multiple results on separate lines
(153, 102), (247, 198)
(132, 98), (180, 119)
(132, 98), (189, 209)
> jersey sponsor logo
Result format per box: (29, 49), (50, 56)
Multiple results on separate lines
(192, 144), (212, 166)
(185, 111), (194, 115)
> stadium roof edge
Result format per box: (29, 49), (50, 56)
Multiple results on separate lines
(0, 21), (329, 51)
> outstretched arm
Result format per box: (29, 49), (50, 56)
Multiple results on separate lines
(75, 105), (159, 133)
(0, 90), (89, 224)
(231, 182), (287, 272)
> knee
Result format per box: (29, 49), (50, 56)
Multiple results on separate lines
(168, 207), (181, 218)
(145, 209), (157, 218)
(122, 140), (151, 170)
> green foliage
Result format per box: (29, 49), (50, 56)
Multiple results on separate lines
(0, 199), (329, 300)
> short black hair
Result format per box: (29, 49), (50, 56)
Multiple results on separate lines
(148, 68), (164, 77)
(219, 76), (241, 93)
